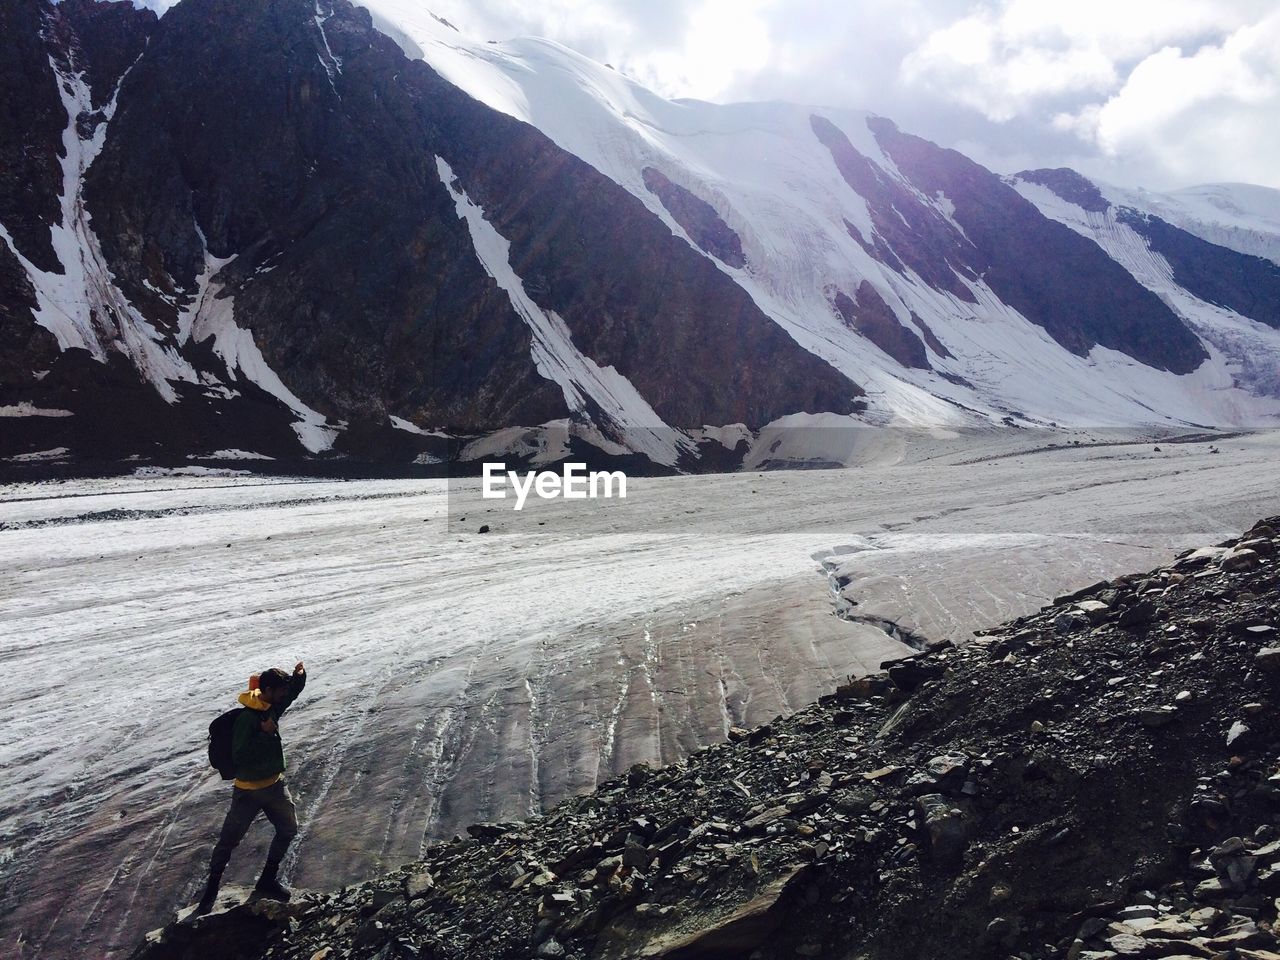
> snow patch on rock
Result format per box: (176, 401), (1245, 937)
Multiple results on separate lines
(390, 416), (446, 438)
(0, 403), (73, 418)
(178, 245), (341, 454)
(0, 56), (197, 402)
(437, 156), (692, 466)
(5, 447), (69, 462)
(193, 449), (275, 461)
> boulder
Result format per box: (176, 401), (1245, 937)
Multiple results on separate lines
(1176, 546), (1229, 569)
(924, 753), (969, 791)
(1138, 706), (1178, 728)
(1211, 838), (1259, 891)
(887, 658), (945, 692)
(592, 865), (810, 960)
(1075, 600), (1111, 624)
(915, 794), (968, 866)
(1223, 549), (1260, 572)
(404, 869), (434, 899)
(1119, 601), (1159, 629)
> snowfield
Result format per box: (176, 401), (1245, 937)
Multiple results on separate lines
(351, 2), (1280, 431)
(2, 430), (1279, 958)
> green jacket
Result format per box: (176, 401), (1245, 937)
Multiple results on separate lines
(232, 672), (306, 783)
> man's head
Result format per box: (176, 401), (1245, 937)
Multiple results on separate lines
(257, 667), (291, 704)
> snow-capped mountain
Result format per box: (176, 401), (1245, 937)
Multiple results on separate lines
(3, 0), (1280, 472)
(1104, 182), (1280, 267)
(1010, 169), (1280, 405)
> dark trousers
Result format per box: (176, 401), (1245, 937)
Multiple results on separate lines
(208, 779), (298, 877)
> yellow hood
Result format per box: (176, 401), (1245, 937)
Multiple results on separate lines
(238, 690), (272, 711)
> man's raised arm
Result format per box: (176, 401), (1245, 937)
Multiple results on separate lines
(283, 661), (306, 711)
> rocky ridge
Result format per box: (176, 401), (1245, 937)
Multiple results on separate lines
(134, 517), (1280, 960)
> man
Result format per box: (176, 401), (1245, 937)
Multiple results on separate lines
(195, 661), (307, 916)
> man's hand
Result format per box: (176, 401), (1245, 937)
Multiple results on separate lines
(294, 662), (305, 676)
(261, 716), (279, 735)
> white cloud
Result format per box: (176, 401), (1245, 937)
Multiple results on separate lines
(1055, 11), (1280, 186)
(901, 0), (1266, 119)
(615, 0), (776, 101)
(894, 0), (1280, 187)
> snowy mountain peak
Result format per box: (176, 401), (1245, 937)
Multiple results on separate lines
(2, 0), (1280, 475)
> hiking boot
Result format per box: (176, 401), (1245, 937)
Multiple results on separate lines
(253, 877), (292, 902)
(192, 873), (221, 917)
(254, 860), (292, 902)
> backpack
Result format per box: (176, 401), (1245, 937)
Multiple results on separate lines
(208, 707), (245, 780)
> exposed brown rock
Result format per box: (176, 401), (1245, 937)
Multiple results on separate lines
(868, 117), (1207, 374)
(0, 0), (68, 273)
(1016, 168), (1110, 214)
(907, 311), (953, 359)
(832, 281), (930, 370)
(812, 114), (978, 303)
(641, 167), (746, 269)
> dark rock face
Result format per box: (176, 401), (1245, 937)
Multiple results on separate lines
(1017, 167), (1111, 214)
(84, 0), (568, 430)
(132, 517), (1280, 960)
(417, 69), (859, 427)
(833, 281), (930, 369)
(641, 167), (746, 269)
(0, 0), (163, 447)
(1019, 163), (1280, 330)
(0, 0), (68, 274)
(812, 115), (979, 303)
(1117, 208), (1280, 329)
(811, 114), (1208, 377)
(0, 334), (316, 465)
(55, 0), (157, 108)
(907, 312), (953, 360)
(0, 213), (54, 393)
(867, 118), (1208, 375)
(1015, 165), (1280, 332)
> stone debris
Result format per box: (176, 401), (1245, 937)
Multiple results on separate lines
(133, 517), (1280, 960)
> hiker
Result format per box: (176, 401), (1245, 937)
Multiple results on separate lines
(195, 662), (307, 916)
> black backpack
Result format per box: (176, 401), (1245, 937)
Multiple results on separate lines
(208, 708), (245, 780)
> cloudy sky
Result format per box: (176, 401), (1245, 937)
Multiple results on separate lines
(408, 0), (1280, 191)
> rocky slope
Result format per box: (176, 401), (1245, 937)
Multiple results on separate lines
(134, 517), (1280, 960)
